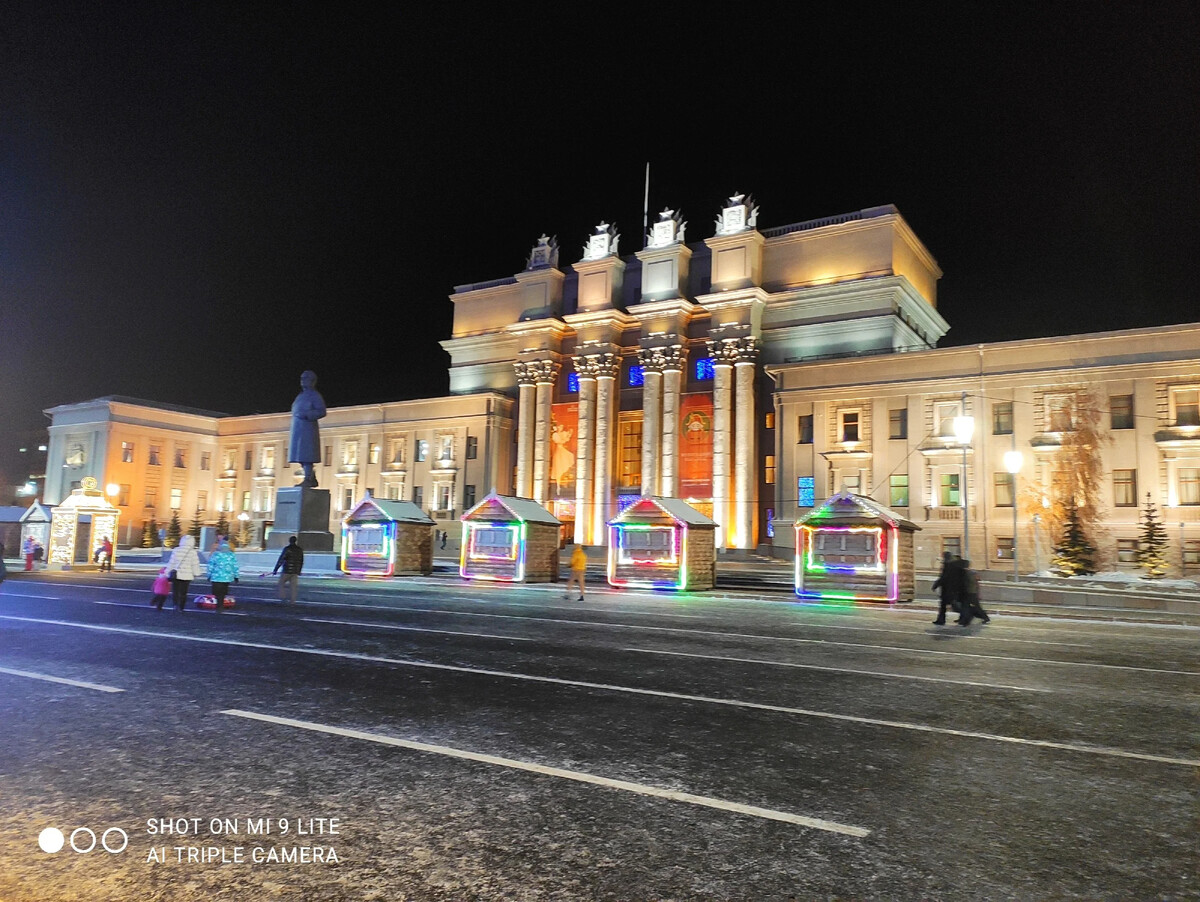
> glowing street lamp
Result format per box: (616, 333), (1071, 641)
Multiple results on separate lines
(952, 396), (974, 560)
(1004, 449), (1023, 581)
(237, 511), (250, 547)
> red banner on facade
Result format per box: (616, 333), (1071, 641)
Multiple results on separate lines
(678, 393), (713, 500)
(550, 402), (578, 496)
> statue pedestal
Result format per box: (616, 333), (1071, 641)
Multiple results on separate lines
(267, 487), (335, 551)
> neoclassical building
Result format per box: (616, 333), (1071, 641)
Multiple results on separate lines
(42, 195), (1200, 572)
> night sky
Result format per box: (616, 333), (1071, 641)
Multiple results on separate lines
(2, 3), (1198, 481)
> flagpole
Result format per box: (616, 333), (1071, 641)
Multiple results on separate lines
(642, 162), (650, 247)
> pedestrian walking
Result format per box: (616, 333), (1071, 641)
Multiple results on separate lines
(165, 535), (202, 611)
(22, 535), (35, 572)
(958, 560), (991, 625)
(931, 551), (964, 625)
(440, 530), (448, 550)
(565, 544), (588, 601)
(206, 540), (240, 614)
(149, 567), (172, 611)
(273, 536), (304, 604)
(99, 536), (114, 571)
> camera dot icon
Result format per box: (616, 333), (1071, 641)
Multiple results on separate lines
(38, 827), (65, 854)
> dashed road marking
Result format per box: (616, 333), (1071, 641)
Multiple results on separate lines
(302, 617), (534, 642)
(0, 665), (124, 693)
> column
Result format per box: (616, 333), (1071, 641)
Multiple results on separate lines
(592, 354), (620, 544)
(660, 350), (684, 497)
(733, 349), (758, 549)
(530, 360), (559, 505)
(514, 367), (535, 498)
(711, 360), (733, 548)
(639, 353), (663, 497)
(573, 361), (597, 545)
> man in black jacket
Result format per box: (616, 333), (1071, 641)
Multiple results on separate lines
(931, 551), (964, 625)
(273, 536), (304, 605)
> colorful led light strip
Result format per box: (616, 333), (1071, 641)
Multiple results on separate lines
(794, 523), (899, 602)
(461, 521), (527, 582)
(607, 523), (688, 590)
(340, 520), (397, 577)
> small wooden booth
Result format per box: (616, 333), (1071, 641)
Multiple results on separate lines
(607, 496), (717, 591)
(46, 477), (121, 570)
(460, 494), (560, 583)
(795, 490), (919, 602)
(19, 501), (54, 552)
(340, 492), (434, 577)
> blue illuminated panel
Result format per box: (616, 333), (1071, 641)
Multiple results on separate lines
(567, 372), (579, 393)
(628, 365), (644, 387)
(798, 476), (815, 508)
(695, 358), (714, 381)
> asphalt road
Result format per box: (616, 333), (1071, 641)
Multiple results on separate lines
(0, 570), (1196, 901)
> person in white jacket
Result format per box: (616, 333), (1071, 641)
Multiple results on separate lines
(165, 535), (202, 612)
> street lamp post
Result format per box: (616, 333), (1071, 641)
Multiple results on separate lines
(1004, 448), (1023, 582)
(953, 394), (975, 561)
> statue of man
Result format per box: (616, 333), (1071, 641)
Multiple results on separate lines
(288, 370), (327, 487)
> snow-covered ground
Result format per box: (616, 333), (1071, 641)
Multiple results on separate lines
(1025, 569), (1200, 591)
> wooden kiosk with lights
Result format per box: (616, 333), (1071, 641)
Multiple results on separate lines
(340, 492), (435, 577)
(46, 477), (121, 571)
(607, 497), (717, 591)
(795, 490), (920, 602)
(460, 494), (561, 583)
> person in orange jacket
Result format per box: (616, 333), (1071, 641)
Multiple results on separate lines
(565, 545), (588, 601)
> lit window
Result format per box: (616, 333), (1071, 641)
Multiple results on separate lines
(197, 491), (207, 511)
(343, 442), (359, 467)
(1179, 468), (1200, 505)
(440, 436), (453, 461)
(145, 487), (157, 508)
(764, 412), (775, 430)
(1113, 469), (1137, 506)
(797, 476), (815, 508)
(390, 439), (405, 465)
(1046, 394), (1074, 432)
(261, 446), (275, 470)
(994, 472), (1014, 507)
(222, 449), (236, 471)
(1110, 395), (1134, 430)
(416, 440), (428, 462)
(437, 484), (452, 510)
(939, 473), (961, 507)
(148, 445), (161, 466)
(241, 491), (251, 511)
(567, 372), (579, 393)
(890, 475), (909, 507)
(764, 455), (776, 485)
(170, 488), (182, 510)
(695, 358), (714, 381)
(996, 537), (1015, 561)
(121, 442), (134, 463)
(369, 445), (380, 465)
(628, 365), (644, 387)
(341, 486), (354, 511)
(840, 410), (860, 443)
(1174, 389), (1199, 427)
(619, 419), (642, 489)
(935, 400), (963, 438)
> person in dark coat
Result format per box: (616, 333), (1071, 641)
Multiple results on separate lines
(958, 560), (991, 625)
(0, 542), (7, 585)
(273, 536), (304, 604)
(931, 551), (964, 625)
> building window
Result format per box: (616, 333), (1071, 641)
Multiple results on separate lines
(889, 409), (908, 440)
(118, 484), (130, 506)
(628, 365), (644, 387)
(764, 455), (776, 485)
(145, 487), (158, 508)
(934, 400), (963, 438)
(148, 445), (161, 466)
(222, 490), (234, 513)
(1046, 394), (1074, 432)
(343, 442), (358, 467)
(440, 436), (453, 461)
(1116, 539), (1139, 565)
(324, 445), (332, 464)
(200, 452), (211, 471)
(464, 484), (477, 510)
(341, 486), (354, 511)
(939, 473), (961, 507)
(121, 441), (134, 463)
(1173, 388), (1200, 426)
(170, 488), (182, 510)
(996, 537), (1014, 561)
(241, 491), (251, 511)
(992, 402), (1013, 435)
(994, 472), (1014, 507)
(412, 486), (424, 509)
(197, 491), (207, 511)
(369, 445), (381, 465)
(261, 446), (275, 471)
(798, 415), (813, 444)
(244, 449), (253, 470)
(466, 436), (478, 459)
(941, 535), (961, 559)
(1185, 540), (1200, 570)
(889, 475), (909, 507)
(567, 372), (579, 393)
(1113, 469), (1137, 507)
(797, 476), (815, 507)
(1110, 395), (1134, 430)
(222, 449), (236, 471)
(416, 440), (428, 462)
(174, 448), (186, 468)
(839, 410), (860, 443)
(385, 482), (402, 501)
(838, 472), (861, 493)
(389, 439), (406, 465)
(764, 412), (775, 430)
(619, 419), (642, 489)
(437, 484), (452, 511)
(695, 358), (714, 381)
(1179, 468), (1200, 505)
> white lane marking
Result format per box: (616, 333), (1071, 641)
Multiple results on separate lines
(0, 592), (61, 599)
(623, 647), (1052, 693)
(3, 614), (1195, 768)
(220, 708), (869, 835)
(499, 601), (704, 620)
(95, 601), (249, 616)
(0, 665), (124, 693)
(302, 617), (534, 642)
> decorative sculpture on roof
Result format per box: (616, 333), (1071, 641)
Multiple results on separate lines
(581, 221), (620, 261)
(714, 192), (759, 236)
(525, 234), (560, 270)
(647, 207), (687, 248)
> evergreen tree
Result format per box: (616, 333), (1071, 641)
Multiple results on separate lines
(164, 511), (183, 549)
(216, 513), (230, 540)
(1051, 502), (1098, 576)
(141, 519), (156, 548)
(1137, 493), (1170, 579)
(189, 505), (203, 542)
